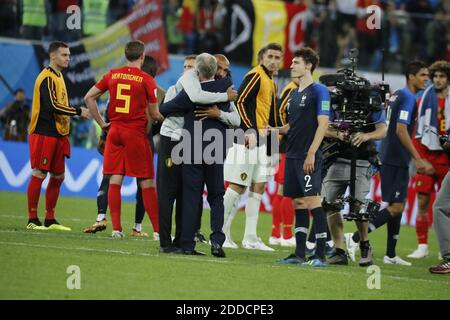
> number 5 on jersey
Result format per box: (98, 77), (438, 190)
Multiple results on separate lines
(116, 83), (131, 113)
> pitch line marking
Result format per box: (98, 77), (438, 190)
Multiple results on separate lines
(0, 240), (448, 286)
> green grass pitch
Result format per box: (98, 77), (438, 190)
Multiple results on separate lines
(0, 191), (449, 300)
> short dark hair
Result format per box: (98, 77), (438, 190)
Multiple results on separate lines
(142, 55), (158, 77)
(124, 40), (145, 62)
(14, 88), (25, 95)
(257, 47), (266, 63)
(48, 41), (68, 55)
(294, 47), (320, 72)
(429, 60), (450, 80)
(265, 43), (283, 53)
(405, 61), (427, 82)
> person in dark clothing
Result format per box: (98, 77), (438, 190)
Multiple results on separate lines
(0, 89), (30, 142)
(159, 53), (232, 257)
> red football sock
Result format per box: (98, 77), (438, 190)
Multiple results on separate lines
(45, 177), (63, 220)
(416, 214), (429, 244)
(271, 194), (282, 238)
(27, 175), (44, 220)
(142, 186), (159, 233)
(108, 184), (122, 231)
(281, 196), (294, 239)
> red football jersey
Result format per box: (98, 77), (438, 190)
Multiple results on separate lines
(95, 66), (157, 131)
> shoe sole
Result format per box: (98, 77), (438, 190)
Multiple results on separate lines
(46, 225), (71, 231)
(83, 226), (106, 233)
(384, 262), (412, 266)
(243, 246), (275, 252)
(359, 261), (373, 267)
(429, 270), (450, 274)
(328, 259), (349, 265)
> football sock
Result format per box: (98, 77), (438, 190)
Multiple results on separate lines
(223, 188), (241, 237)
(360, 240), (370, 249)
(326, 224), (332, 242)
(134, 223), (142, 232)
(386, 215), (402, 258)
(135, 185), (145, 224)
(308, 215), (316, 243)
(281, 196), (294, 239)
(416, 214), (429, 244)
(142, 186), (159, 233)
(312, 207), (327, 259)
(108, 183), (122, 231)
(97, 176), (109, 215)
(45, 177), (63, 220)
(96, 214), (106, 221)
(27, 175), (44, 220)
(243, 192), (262, 241)
(294, 208), (309, 258)
(352, 208), (391, 243)
(271, 194), (282, 238)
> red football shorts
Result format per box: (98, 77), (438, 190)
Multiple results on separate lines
(274, 153), (286, 185)
(103, 125), (154, 178)
(29, 133), (70, 174)
(415, 163), (449, 194)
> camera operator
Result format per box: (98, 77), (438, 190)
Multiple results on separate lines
(429, 136), (450, 274)
(346, 61), (431, 266)
(323, 88), (387, 267)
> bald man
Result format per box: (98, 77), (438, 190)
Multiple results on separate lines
(215, 54), (231, 79)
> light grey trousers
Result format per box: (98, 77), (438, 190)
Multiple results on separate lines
(433, 170), (450, 261)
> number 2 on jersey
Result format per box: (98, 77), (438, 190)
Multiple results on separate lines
(115, 83), (131, 113)
(304, 175), (312, 188)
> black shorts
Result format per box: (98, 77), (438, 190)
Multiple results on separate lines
(380, 164), (409, 203)
(284, 157), (322, 198)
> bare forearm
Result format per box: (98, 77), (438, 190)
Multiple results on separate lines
(308, 120), (328, 155)
(85, 98), (105, 127)
(366, 123), (387, 141)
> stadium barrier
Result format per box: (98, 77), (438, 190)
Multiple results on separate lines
(0, 140), (430, 226)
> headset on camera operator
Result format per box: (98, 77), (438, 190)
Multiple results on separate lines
(319, 49), (388, 266)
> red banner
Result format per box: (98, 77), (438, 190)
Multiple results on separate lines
(284, 3), (307, 67)
(125, 0), (169, 74)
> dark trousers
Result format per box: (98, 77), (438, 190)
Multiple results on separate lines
(181, 162), (225, 251)
(157, 135), (183, 248)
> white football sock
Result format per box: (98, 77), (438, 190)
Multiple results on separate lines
(243, 191), (262, 242)
(222, 188), (241, 237)
(134, 223), (142, 232)
(97, 214), (106, 222)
